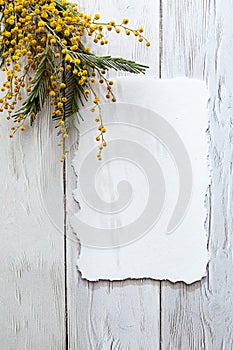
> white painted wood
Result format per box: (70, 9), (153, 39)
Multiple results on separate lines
(1, 0), (232, 348)
(0, 100), (66, 349)
(66, 0), (161, 349)
(161, 0), (233, 349)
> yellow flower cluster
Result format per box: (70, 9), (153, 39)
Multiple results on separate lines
(0, 0), (150, 161)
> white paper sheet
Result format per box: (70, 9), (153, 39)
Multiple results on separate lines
(71, 77), (209, 284)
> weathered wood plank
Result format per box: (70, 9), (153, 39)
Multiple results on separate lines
(0, 102), (66, 349)
(67, 0), (161, 349)
(161, 0), (233, 349)
(3, 0), (231, 348)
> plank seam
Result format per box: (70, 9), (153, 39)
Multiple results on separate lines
(63, 158), (69, 350)
(159, 281), (162, 350)
(159, 1), (163, 349)
(63, 58), (69, 349)
(159, 0), (163, 79)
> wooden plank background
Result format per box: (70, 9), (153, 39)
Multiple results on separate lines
(0, 0), (232, 349)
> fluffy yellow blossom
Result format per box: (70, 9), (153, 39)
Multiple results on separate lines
(0, 0), (149, 162)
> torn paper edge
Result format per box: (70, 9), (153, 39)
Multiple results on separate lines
(71, 77), (211, 285)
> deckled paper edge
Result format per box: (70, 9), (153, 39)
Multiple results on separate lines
(71, 76), (211, 285)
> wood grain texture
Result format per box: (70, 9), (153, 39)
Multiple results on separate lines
(1, 0), (232, 349)
(0, 101), (66, 349)
(161, 0), (233, 349)
(66, 1), (161, 349)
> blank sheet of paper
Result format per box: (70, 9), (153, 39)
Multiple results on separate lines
(71, 77), (209, 284)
